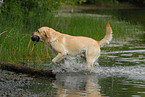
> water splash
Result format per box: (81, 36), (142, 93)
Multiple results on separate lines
(52, 57), (90, 73)
(50, 56), (145, 81)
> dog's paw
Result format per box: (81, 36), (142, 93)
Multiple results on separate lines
(86, 66), (94, 73)
(90, 68), (94, 72)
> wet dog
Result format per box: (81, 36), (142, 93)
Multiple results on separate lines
(31, 22), (112, 72)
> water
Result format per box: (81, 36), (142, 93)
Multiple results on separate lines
(1, 9), (145, 97)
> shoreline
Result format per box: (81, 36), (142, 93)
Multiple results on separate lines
(60, 4), (145, 12)
(77, 4), (143, 10)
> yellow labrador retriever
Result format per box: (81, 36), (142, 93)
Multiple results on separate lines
(31, 22), (112, 72)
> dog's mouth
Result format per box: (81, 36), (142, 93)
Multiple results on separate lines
(31, 35), (40, 42)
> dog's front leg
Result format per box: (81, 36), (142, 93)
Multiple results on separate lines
(52, 53), (65, 65)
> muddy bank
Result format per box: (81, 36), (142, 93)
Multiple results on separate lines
(0, 69), (56, 96)
(0, 61), (56, 96)
(0, 70), (34, 96)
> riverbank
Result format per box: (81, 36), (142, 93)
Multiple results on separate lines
(77, 4), (143, 10)
(60, 3), (144, 12)
(0, 69), (55, 97)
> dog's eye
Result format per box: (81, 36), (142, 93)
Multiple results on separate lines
(37, 30), (40, 33)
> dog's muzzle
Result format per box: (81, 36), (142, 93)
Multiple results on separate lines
(31, 35), (40, 42)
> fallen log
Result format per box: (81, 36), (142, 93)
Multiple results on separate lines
(0, 61), (56, 78)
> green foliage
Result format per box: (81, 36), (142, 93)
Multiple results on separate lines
(1, 0), (86, 15)
(0, 0), (87, 29)
(1, 0), (60, 21)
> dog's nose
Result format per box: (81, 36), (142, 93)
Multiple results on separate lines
(31, 35), (40, 42)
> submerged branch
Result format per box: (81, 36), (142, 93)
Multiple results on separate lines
(0, 61), (56, 78)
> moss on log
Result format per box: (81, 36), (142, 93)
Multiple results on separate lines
(0, 61), (56, 78)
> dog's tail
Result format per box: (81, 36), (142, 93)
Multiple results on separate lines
(98, 22), (112, 46)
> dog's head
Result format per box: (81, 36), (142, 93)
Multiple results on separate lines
(31, 27), (50, 42)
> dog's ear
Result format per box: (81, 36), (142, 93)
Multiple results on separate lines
(39, 27), (50, 38)
(39, 28), (45, 33)
(44, 28), (50, 38)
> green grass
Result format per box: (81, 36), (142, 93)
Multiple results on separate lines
(0, 12), (143, 68)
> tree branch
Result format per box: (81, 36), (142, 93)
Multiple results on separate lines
(0, 61), (56, 78)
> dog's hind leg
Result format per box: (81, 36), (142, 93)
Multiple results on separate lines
(86, 56), (96, 72)
(86, 47), (100, 72)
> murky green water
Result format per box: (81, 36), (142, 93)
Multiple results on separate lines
(1, 9), (145, 97)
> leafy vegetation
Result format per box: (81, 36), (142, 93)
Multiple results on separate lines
(0, 0), (86, 29)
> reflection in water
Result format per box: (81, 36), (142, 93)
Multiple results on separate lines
(53, 73), (105, 97)
(53, 64), (145, 97)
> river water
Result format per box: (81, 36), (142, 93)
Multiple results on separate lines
(0, 9), (145, 97)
